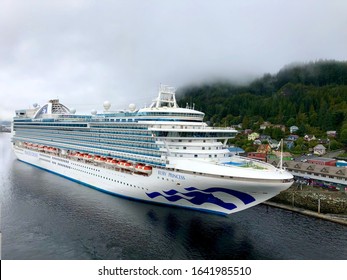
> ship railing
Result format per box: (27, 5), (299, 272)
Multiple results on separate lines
(224, 155), (277, 170)
(149, 125), (237, 131)
(13, 134), (162, 156)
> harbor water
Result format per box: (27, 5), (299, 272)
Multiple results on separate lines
(1, 133), (346, 260)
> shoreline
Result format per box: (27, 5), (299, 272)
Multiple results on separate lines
(263, 201), (347, 226)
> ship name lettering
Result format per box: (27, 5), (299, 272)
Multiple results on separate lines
(25, 150), (38, 158)
(168, 173), (185, 180)
(158, 170), (185, 180)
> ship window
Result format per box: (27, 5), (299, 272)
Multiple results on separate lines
(194, 155), (198, 158)
(202, 147), (205, 150)
(183, 147), (186, 149)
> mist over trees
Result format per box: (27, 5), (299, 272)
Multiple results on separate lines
(177, 60), (347, 145)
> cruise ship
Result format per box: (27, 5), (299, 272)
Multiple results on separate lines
(11, 85), (294, 215)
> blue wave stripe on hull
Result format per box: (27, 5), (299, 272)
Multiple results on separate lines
(146, 191), (237, 210)
(184, 187), (255, 205)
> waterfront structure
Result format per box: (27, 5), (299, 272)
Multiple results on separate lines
(307, 157), (336, 166)
(269, 160), (347, 187)
(11, 85), (293, 215)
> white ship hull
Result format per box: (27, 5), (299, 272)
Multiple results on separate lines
(14, 147), (292, 215)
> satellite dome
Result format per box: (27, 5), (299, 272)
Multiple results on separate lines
(91, 109), (97, 115)
(129, 103), (136, 112)
(70, 108), (76, 114)
(103, 101), (111, 111)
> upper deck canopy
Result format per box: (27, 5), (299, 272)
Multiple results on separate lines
(33, 99), (71, 119)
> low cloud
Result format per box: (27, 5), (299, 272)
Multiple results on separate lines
(1, 0), (346, 120)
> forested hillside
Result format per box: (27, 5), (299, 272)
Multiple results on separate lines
(177, 60), (347, 145)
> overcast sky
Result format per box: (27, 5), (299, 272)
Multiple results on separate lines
(0, 0), (346, 120)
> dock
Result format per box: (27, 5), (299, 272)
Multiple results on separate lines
(263, 201), (347, 226)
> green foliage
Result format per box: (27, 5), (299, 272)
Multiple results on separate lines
(177, 60), (347, 146)
(340, 122), (347, 146)
(329, 139), (343, 150)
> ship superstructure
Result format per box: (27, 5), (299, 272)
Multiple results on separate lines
(11, 85), (293, 215)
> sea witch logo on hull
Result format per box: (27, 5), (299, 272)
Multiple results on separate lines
(146, 187), (255, 211)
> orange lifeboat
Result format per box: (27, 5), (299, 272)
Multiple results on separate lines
(84, 154), (93, 160)
(122, 162), (134, 171)
(93, 155), (101, 162)
(38, 145), (44, 151)
(95, 156), (107, 163)
(141, 165), (152, 174)
(106, 158), (115, 165)
(135, 164), (144, 172)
